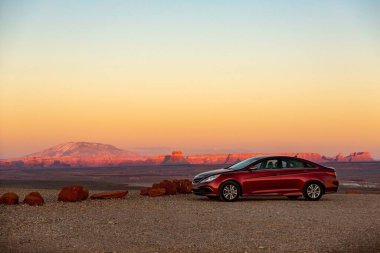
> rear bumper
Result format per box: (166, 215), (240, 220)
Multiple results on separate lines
(326, 180), (339, 193)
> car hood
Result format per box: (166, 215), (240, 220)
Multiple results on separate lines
(194, 168), (230, 179)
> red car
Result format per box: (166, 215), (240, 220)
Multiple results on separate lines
(192, 156), (339, 201)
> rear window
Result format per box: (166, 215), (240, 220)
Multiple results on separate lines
(304, 162), (316, 168)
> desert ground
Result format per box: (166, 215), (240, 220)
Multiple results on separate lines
(1, 188), (380, 253)
(1, 162), (380, 252)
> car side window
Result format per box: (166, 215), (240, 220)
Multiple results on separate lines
(257, 159), (280, 170)
(249, 162), (262, 170)
(282, 158), (305, 168)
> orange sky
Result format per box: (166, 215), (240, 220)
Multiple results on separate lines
(0, 1), (379, 158)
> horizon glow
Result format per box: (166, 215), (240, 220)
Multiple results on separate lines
(0, 1), (379, 158)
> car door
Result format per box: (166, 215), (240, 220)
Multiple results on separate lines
(243, 158), (282, 195)
(273, 158), (310, 194)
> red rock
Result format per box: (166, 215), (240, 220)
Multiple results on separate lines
(179, 180), (192, 194)
(335, 153), (347, 162)
(23, 192), (44, 206)
(58, 185), (89, 202)
(152, 183), (160, 189)
(148, 188), (166, 197)
(140, 188), (149, 196)
(173, 179), (193, 194)
(345, 152), (373, 162)
(0, 192), (19, 205)
(90, 190), (128, 200)
(158, 180), (177, 195)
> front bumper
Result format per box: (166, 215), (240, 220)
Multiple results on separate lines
(192, 181), (220, 196)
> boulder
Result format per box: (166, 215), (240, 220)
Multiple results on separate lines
(90, 190), (128, 200)
(140, 188), (149, 196)
(23, 192), (44, 206)
(158, 180), (177, 195)
(148, 188), (166, 197)
(0, 192), (19, 205)
(58, 185), (89, 202)
(173, 179), (192, 194)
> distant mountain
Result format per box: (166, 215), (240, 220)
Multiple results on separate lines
(1, 142), (144, 168)
(26, 142), (140, 159)
(0, 141), (374, 168)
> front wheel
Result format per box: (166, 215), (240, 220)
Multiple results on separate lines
(219, 182), (240, 202)
(303, 182), (323, 201)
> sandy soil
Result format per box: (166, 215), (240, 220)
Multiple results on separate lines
(1, 188), (380, 253)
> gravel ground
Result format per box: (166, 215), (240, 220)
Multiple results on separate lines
(0, 188), (380, 253)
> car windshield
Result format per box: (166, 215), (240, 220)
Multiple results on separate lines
(226, 157), (261, 171)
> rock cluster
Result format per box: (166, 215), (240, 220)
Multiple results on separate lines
(173, 179), (193, 194)
(140, 179), (192, 197)
(1, 185), (132, 206)
(0, 191), (45, 206)
(2, 180), (192, 205)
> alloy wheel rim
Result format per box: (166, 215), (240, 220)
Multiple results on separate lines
(307, 184), (321, 199)
(223, 185), (238, 200)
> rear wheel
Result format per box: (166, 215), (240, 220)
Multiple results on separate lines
(219, 182), (240, 202)
(303, 182), (323, 201)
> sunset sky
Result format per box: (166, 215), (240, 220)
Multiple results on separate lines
(0, 1), (379, 159)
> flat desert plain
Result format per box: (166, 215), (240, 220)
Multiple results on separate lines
(1, 188), (380, 253)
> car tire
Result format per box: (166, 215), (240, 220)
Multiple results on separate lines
(219, 181), (240, 202)
(207, 196), (219, 200)
(287, 196), (299, 200)
(303, 182), (323, 201)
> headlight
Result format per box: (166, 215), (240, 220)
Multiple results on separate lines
(200, 174), (219, 183)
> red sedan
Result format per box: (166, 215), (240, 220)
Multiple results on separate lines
(192, 156), (339, 201)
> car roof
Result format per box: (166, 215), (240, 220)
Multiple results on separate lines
(253, 155), (308, 160)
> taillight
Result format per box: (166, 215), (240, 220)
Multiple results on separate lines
(326, 166), (337, 176)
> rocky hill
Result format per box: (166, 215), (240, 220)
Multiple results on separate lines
(1, 142), (144, 168)
(27, 142), (140, 159)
